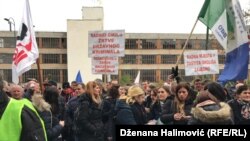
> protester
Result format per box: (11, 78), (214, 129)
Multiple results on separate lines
(0, 76), (47, 141)
(228, 85), (250, 124)
(188, 90), (233, 125)
(74, 81), (104, 141)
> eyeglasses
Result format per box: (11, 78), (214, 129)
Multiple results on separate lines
(158, 91), (165, 93)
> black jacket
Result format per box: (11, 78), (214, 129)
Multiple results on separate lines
(0, 91), (46, 141)
(228, 99), (250, 125)
(74, 94), (104, 141)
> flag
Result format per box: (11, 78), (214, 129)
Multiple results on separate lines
(198, 0), (249, 83)
(75, 70), (83, 83)
(134, 70), (140, 85)
(12, 0), (39, 84)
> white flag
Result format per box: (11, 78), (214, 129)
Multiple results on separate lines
(12, 0), (39, 84)
(134, 70), (140, 85)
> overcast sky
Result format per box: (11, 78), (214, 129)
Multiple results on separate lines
(0, 0), (249, 33)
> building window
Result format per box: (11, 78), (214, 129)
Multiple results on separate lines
(141, 55), (156, 64)
(22, 69), (38, 83)
(42, 38), (60, 48)
(0, 38), (4, 48)
(0, 53), (13, 63)
(180, 39), (194, 49)
(43, 70), (60, 82)
(62, 38), (67, 48)
(122, 55), (136, 64)
(0, 37), (15, 48)
(141, 70), (156, 82)
(141, 39), (156, 49)
(62, 69), (68, 83)
(62, 54), (67, 64)
(200, 39), (212, 49)
(218, 55), (225, 64)
(0, 69), (12, 82)
(162, 39), (176, 49)
(161, 55), (176, 64)
(42, 54), (60, 64)
(125, 39), (137, 49)
(160, 69), (172, 81)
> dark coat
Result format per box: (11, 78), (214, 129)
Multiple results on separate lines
(188, 102), (234, 125)
(131, 102), (148, 125)
(74, 94), (104, 141)
(160, 98), (193, 125)
(114, 99), (136, 125)
(102, 97), (117, 139)
(228, 99), (250, 125)
(64, 95), (81, 141)
(0, 91), (46, 141)
(148, 101), (161, 120)
(32, 94), (63, 141)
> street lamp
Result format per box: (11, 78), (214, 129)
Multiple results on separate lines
(4, 17), (16, 44)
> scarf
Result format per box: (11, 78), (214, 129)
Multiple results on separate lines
(238, 100), (250, 119)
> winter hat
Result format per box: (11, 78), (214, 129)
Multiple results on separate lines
(126, 85), (144, 104)
(127, 85), (144, 98)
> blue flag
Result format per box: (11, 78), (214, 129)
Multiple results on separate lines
(75, 70), (83, 83)
(198, 0), (249, 84)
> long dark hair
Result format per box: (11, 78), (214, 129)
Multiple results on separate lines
(43, 86), (59, 115)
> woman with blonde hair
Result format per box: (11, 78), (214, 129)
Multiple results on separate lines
(115, 85), (147, 125)
(74, 81), (104, 141)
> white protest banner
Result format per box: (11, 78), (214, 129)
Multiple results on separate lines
(184, 50), (219, 76)
(92, 57), (119, 74)
(88, 30), (125, 57)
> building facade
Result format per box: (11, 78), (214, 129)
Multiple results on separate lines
(0, 6), (249, 85)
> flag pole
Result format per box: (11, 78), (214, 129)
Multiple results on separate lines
(36, 59), (43, 93)
(175, 18), (199, 66)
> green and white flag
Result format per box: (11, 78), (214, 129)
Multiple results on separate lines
(198, 0), (249, 83)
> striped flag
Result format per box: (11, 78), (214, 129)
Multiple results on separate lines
(198, 0), (249, 83)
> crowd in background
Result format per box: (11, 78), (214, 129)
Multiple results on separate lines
(1, 73), (250, 141)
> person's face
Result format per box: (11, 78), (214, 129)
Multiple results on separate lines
(75, 84), (85, 95)
(135, 94), (145, 105)
(71, 83), (78, 90)
(194, 81), (202, 91)
(177, 87), (189, 101)
(142, 82), (148, 90)
(150, 91), (158, 102)
(119, 87), (126, 95)
(10, 86), (23, 100)
(158, 88), (170, 101)
(239, 89), (250, 102)
(94, 85), (101, 96)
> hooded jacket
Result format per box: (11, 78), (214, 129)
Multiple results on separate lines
(188, 101), (234, 125)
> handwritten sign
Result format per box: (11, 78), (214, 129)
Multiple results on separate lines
(184, 50), (219, 76)
(92, 57), (118, 74)
(88, 30), (125, 57)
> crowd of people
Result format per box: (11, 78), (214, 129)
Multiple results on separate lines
(1, 73), (250, 141)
